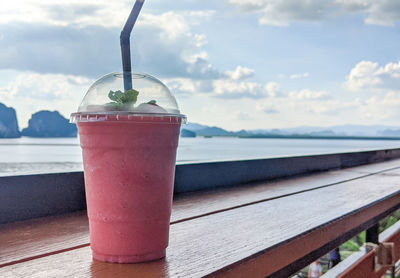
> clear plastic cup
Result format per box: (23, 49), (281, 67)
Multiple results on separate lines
(71, 72), (186, 263)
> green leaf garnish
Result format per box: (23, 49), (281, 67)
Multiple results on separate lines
(108, 89), (139, 104)
(147, 100), (156, 104)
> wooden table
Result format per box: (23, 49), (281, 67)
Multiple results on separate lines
(2, 159), (400, 277)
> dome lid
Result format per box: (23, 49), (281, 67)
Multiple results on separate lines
(71, 72), (186, 123)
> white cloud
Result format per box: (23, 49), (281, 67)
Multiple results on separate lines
(193, 34), (208, 48)
(234, 111), (254, 120)
(0, 71), (92, 127)
(377, 61), (400, 78)
(228, 0), (332, 26)
(290, 72), (309, 79)
(0, 8), (218, 80)
(183, 52), (219, 79)
(0, 0), (129, 28)
(335, 0), (370, 12)
(265, 82), (282, 97)
(0, 1), (214, 29)
(210, 66), (281, 99)
(165, 68), (279, 100)
(337, 0), (400, 26)
(255, 88), (348, 117)
(212, 79), (268, 99)
(304, 100), (355, 115)
(225, 66), (255, 81)
(180, 10), (217, 25)
(140, 12), (191, 41)
(0, 72), (91, 100)
(289, 89), (331, 100)
(346, 60), (400, 92)
(355, 91), (400, 120)
(164, 78), (207, 96)
(256, 103), (279, 114)
(166, 73), (326, 103)
(228, 0), (400, 26)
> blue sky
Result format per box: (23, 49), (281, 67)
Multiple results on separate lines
(1, 0), (400, 130)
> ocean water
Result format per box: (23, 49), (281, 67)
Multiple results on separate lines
(1, 136), (400, 176)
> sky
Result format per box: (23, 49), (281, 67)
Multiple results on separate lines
(1, 0), (400, 131)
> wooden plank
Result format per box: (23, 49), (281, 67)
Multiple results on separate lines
(341, 159), (400, 174)
(337, 252), (385, 278)
(0, 166), (390, 267)
(321, 248), (367, 278)
(0, 211), (89, 267)
(171, 169), (365, 223)
(2, 171), (400, 278)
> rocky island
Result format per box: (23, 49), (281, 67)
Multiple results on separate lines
(0, 103), (21, 138)
(180, 129), (196, 138)
(22, 111), (77, 138)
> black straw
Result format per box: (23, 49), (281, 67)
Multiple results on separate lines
(120, 0), (145, 91)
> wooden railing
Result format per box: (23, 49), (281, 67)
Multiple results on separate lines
(323, 216), (400, 277)
(2, 149), (400, 277)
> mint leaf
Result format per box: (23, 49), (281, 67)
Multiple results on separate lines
(124, 89), (139, 103)
(108, 90), (124, 103)
(147, 100), (156, 104)
(108, 89), (139, 104)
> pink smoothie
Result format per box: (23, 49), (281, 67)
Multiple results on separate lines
(77, 115), (181, 263)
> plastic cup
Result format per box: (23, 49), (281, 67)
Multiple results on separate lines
(71, 73), (186, 263)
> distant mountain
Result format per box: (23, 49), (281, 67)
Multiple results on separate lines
(249, 125), (400, 137)
(184, 123), (400, 138)
(196, 126), (233, 136)
(309, 130), (336, 136)
(235, 129), (249, 136)
(22, 110), (77, 137)
(181, 129), (196, 138)
(0, 103), (20, 138)
(381, 129), (400, 137)
(184, 123), (210, 131)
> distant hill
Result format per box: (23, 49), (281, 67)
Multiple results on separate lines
(184, 123), (210, 131)
(22, 110), (77, 138)
(250, 125), (399, 137)
(184, 122), (400, 138)
(0, 103), (20, 138)
(381, 129), (400, 137)
(309, 130), (336, 136)
(195, 126), (233, 136)
(181, 129), (196, 138)
(0, 104), (399, 139)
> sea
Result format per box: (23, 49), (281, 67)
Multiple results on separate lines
(1, 136), (400, 176)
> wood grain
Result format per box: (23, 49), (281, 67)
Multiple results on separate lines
(0, 211), (89, 267)
(171, 169), (364, 223)
(0, 165), (387, 267)
(341, 159), (400, 174)
(2, 170), (400, 277)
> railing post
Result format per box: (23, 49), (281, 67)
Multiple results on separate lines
(391, 265), (395, 278)
(366, 223), (379, 244)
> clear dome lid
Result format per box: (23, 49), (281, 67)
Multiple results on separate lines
(71, 72), (186, 123)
